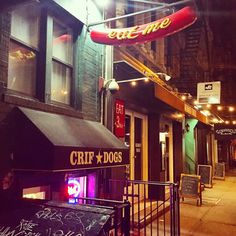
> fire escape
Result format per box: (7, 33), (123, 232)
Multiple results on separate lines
(174, 0), (211, 97)
(179, 21), (203, 96)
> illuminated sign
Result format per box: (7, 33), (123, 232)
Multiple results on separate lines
(69, 151), (123, 167)
(67, 178), (81, 198)
(90, 6), (197, 45)
(114, 99), (125, 138)
(214, 124), (236, 140)
(197, 81), (221, 104)
(216, 129), (236, 136)
(67, 176), (88, 204)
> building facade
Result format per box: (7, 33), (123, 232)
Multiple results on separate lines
(0, 0), (129, 202)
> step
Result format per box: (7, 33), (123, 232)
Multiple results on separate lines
(131, 200), (171, 228)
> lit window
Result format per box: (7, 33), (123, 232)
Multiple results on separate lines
(51, 21), (73, 104)
(8, 42), (37, 96)
(52, 61), (71, 104)
(8, 4), (39, 96)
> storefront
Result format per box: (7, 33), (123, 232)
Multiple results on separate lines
(0, 106), (129, 202)
(214, 124), (236, 169)
(108, 48), (211, 184)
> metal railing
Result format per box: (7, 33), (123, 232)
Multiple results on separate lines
(106, 179), (180, 236)
(76, 196), (130, 236)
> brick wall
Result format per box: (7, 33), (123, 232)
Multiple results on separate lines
(77, 27), (104, 122)
(0, 10), (103, 123)
(0, 13), (10, 85)
(0, 13), (10, 121)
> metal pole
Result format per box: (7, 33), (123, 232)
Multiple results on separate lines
(124, 200), (131, 236)
(88, 0), (193, 28)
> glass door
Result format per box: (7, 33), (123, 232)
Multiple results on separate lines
(125, 110), (148, 181)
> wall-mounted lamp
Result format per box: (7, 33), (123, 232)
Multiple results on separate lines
(156, 72), (171, 81)
(183, 123), (190, 135)
(185, 123), (190, 132)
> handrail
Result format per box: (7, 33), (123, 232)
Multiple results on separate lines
(137, 196), (171, 223)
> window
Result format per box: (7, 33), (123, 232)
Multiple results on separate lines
(8, 4), (39, 96)
(8, 4), (74, 105)
(51, 21), (73, 105)
(8, 42), (37, 96)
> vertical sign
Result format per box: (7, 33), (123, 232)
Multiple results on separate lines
(197, 81), (221, 104)
(114, 99), (125, 138)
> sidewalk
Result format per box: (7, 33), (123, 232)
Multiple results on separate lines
(180, 169), (236, 236)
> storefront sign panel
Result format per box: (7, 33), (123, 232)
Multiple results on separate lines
(53, 148), (129, 171)
(90, 6), (197, 45)
(214, 124), (236, 140)
(197, 81), (221, 104)
(114, 99), (125, 138)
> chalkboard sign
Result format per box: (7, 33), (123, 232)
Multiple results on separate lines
(180, 174), (201, 206)
(0, 198), (112, 236)
(197, 164), (212, 188)
(214, 162), (225, 180)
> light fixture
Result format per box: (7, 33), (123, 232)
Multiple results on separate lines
(183, 123), (190, 134)
(178, 92), (192, 100)
(229, 106), (235, 112)
(117, 77), (149, 84)
(156, 72), (171, 81)
(212, 118), (219, 123)
(201, 110), (211, 116)
(217, 106), (223, 111)
(185, 123), (190, 132)
(102, 78), (119, 94)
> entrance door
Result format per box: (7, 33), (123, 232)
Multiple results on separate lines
(125, 110), (148, 181)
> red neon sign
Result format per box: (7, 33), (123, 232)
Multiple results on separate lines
(90, 6), (197, 45)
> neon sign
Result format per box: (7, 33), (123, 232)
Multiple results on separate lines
(90, 6), (197, 45)
(67, 178), (81, 198)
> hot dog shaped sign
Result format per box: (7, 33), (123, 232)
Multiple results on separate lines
(90, 6), (197, 45)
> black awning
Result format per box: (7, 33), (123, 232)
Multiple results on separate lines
(5, 107), (129, 171)
(0, 197), (113, 236)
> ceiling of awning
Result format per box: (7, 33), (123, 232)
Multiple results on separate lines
(114, 60), (144, 81)
(3, 107), (129, 172)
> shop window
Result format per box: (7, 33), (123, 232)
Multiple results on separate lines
(51, 20), (73, 105)
(8, 4), (39, 96)
(23, 186), (50, 200)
